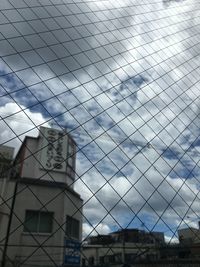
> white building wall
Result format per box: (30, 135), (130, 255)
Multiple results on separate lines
(178, 228), (200, 244)
(0, 128), (82, 267)
(4, 180), (82, 267)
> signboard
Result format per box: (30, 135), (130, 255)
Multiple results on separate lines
(64, 239), (81, 266)
(40, 127), (68, 173)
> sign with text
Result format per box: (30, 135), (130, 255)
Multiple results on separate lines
(64, 239), (81, 266)
(40, 127), (68, 173)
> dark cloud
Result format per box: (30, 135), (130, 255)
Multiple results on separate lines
(0, 0), (135, 83)
(1, 0), (200, 239)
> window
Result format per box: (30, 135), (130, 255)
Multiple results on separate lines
(66, 216), (80, 239)
(24, 210), (53, 233)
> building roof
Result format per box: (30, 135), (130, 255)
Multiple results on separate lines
(178, 227), (199, 232)
(110, 228), (139, 234)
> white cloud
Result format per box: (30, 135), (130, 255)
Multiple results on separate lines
(0, 0), (200, 241)
(83, 222), (111, 239)
(0, 102), (49, 154)
(164, 235), (179, 244)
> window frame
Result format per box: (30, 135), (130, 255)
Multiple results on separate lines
(66, 215), (80, 240)
(23, 210), (54, 234)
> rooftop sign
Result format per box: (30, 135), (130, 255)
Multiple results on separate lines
(40, 127), (68, 173)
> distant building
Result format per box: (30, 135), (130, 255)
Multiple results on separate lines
(178, 225), (200, 245)
(178, 224), (200, 258)
(82, 229), (165, 266)
(159, 243), (191, 260)
(86, 234), (114, 245)
(0, 127), (83, 267)
(110, 229), (165, 245)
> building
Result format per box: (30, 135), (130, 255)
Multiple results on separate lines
(158, 223), (200, 260)
(0, 145), (15, 266)
(110, 229), (165, 245)
(178, 223), (200, 259)
(82, 229), (165, 266)
(0, 127), (83, 267)
(178, 224), (200, 245)
(0, 145), (14, 208)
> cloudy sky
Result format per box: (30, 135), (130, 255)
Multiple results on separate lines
(0, 0), (200, 243)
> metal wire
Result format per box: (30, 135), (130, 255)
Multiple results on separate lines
(0, 0), (200, 266)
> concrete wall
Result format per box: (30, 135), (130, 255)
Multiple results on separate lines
(20, 137), (74, 186)
(178, 228), (200, 244)
(82, 243), (158, 267)
(2, 180), (82, 267)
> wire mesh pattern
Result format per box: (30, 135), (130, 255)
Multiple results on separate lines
(0, 0), (200, 266)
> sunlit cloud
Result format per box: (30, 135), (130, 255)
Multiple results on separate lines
(0, 0), (199, 241)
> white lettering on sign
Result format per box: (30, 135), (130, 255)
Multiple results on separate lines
(40, 127), (68, 173)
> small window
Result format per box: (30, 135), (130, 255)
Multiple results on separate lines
(66, 216), (80, 239)
(24, 210), (53, 233)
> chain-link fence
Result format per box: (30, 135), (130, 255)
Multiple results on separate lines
(0, 0), (200, 266)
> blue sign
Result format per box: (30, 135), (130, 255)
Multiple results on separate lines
(64, 239), (81, 266)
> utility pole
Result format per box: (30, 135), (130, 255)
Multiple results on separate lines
(1, 178), (18, 267)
